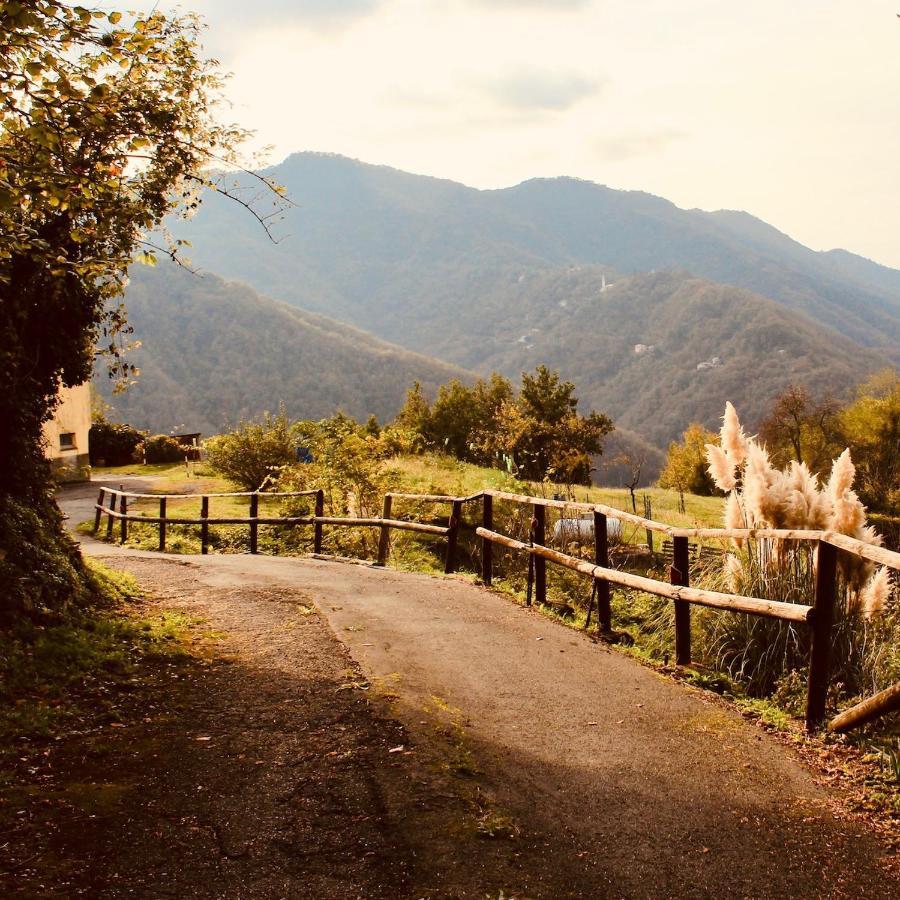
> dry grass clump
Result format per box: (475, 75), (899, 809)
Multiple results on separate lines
(695, 403), (898, 706)
(705, 402), (890, 619)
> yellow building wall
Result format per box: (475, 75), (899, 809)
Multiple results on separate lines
(43, 383), (92, 482)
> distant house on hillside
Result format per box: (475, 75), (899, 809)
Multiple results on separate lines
(43, 383), (91, 482)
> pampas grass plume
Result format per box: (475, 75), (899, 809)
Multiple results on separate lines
(706, 444), (736, 492)
(861, 567), (891, 619)
(720, 401), (749, 466)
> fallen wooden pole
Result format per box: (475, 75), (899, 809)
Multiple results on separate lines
(475, 528), (813, 623)
(828, 682), (900, 733)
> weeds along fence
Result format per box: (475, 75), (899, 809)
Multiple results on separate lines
(93, 484), (900, 732)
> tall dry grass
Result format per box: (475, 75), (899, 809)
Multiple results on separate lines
(697, 403), (898, 705)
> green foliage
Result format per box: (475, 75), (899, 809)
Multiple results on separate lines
(205, 407), (297, 491)
(837, 370), (899, 513)
(757, 384), (841, 474)
(0, 497), (94, 620)
(395, 367), (612, 485)
(658, 424), (719, 496)
(0, 2), (272, 616)
(278, 413), (398, 557)
(142, 434), (184, 465)
(756, 373), (899, 514)
(88, 420), (145, 466)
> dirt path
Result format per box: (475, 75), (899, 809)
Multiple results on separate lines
(21, 487), (898, 896)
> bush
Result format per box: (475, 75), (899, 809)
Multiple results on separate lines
(205, 407), (297, 491)
(89, 421), (146, 467)
(142, 434), (185, 464)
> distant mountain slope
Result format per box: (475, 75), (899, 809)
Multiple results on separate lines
(109, 263), (882, 450)
(166, 153), (900, 361)
(100, 264), (468, 435)
(462, 268), (881, 447)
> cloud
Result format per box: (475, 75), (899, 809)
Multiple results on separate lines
(467, 1), (593, 8)
(593, 129), (687, 161)
(481, 68), (603, 111)
(205, 0), (381, 25)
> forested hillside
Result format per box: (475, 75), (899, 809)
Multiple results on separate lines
(98, 264), (468, 435)
(164, 152), (900, 361)
(461, 268), (881, 447)
(114, 152), (896, 447)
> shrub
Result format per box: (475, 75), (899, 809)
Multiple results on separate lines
(142, 434), (185, 464)
(89, 421), (146, 467)
(205, 407), (297, 491)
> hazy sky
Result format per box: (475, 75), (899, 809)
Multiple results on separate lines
(144, 0), (900, 268)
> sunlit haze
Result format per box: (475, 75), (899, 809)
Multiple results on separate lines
(141, 1), (900, 268)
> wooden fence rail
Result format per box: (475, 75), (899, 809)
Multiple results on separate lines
(91, 483), (899, 732)
(93, 486), (457, 563)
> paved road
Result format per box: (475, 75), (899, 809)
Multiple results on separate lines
(60, 483), (898, 898)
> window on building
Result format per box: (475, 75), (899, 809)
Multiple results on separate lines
(59, 433), (76, 450)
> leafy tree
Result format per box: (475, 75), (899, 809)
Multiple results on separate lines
(393, 381), (431, 436)
(758, 384), (841, 473)
(837, 370), (899, 513)
(425, 374), (513, 464)
(0, 2), (279, 615)
(659, 424), (719, 498)
(205, 408), (297, 491)
(480, 366), (612, 484)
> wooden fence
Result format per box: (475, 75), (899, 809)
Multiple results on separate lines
(93, 484), (900, 732)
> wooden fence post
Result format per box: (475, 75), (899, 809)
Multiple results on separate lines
(482, 493), (493, 585)
(200, 495), (209, 555)
(249, 492), (258, 554)
(377, 494), (392, 566)
(643, 495), (654, 554)
(594, 510), (612, 632)
(119, 488), (128, 544)
(93, 488), (104, 534)
(158, 497), (167, 552)
(444, 499), (462, 574)
(106, 489), (116, 539)
(533, 503), (546, 606)
(671, 534), (691, 665)
(806, 540), (837, 731)
(314, 489), (324, 554)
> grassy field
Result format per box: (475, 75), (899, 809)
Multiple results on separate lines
(89, 453), (725, 557)
(389, 453), (724, 529)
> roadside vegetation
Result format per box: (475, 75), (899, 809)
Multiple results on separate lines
(0, 559), (198, 765)
(85, 378), (898, 807)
